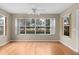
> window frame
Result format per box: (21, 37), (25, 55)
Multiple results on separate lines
(15, 18), (55, 35)
(63, 13), (71, 37)
(0, 15), (6, 36)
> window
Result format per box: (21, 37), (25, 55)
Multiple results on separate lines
(36, 19), (46, 34)
(46, 19), (50, 34)
(0, 16), (5, 35)
(16, 18), (55, 35)
(26, 19), (35, 34)
(63, 14), (71, 36)
(19, 19), (25, 34)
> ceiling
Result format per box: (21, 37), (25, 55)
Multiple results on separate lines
(0, 3), (74, 14)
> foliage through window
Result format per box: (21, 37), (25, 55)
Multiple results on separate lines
(16, 18), (55, 35)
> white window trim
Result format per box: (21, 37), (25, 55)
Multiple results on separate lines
(4, 16), (5, 36)
(15, 18), (55, 35)
(0, 16), (5, 36)
(63, 14), (71, 37)
(76, 9), (79, 50)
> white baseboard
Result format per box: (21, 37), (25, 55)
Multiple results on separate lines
(60, 40), (79, 53)
(10, 40), (59, 42)
(0, 41), (10, 47)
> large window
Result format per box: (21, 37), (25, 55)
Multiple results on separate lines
(16, 18), (55, 35)
(0, 16), (5, 35)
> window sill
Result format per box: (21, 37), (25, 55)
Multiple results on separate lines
(17, 33), (54, 35)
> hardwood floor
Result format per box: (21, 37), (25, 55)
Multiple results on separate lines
(0, 41), (78, 55)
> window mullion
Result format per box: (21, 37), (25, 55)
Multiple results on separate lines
(35, 18), (36, 34)
(19, 19), (20, 34)
(50, 19), (51, 35)
(25, 19), (26, 34)
(45, 19), (46, 34)
(4, 17), (5, 36)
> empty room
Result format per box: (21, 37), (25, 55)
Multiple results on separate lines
(0, 3), (79, 55)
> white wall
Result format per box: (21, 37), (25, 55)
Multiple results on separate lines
(78, 12), (79, 51)
(60, 4), (79, 53)
(11, 14), (60, 41)
(0, 9), (11, 46)
(78, 13), (79, 52)
(76, 9), (79, 53)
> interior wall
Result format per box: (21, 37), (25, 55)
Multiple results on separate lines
(78, 11), (79, 53)
(11, 14), (60, 41)
(75, 5), (79, 53)
(77, 10), (79, 53)
(78, 12), (79, 51)
(0, 9), (11, 46)
(60, 4), (79, 52)
(75, 4), (79, 53)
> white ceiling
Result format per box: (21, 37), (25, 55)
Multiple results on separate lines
(0, 3), (74, 14)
